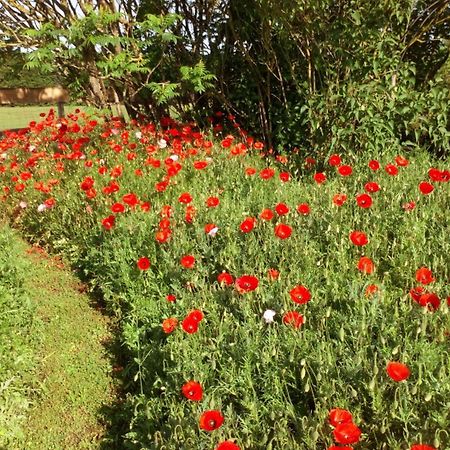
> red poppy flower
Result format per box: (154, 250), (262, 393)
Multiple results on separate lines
(328, 446), (353, 450)
(419, 181), (434, 195)
(44, 198), (56, 208)
(279, 172), (291, 182)
(137, 257), (151, 270)
(349, 231), (368, 246)
(305, 157), (316, 166)
(333, 194), (347, 206)
(410, 445), (436, 450)
(182, 381), (203, 401)
(365, 284), (378, 297)
(160, 205), (172, 218)
(187, 309), (204, 323)
(155, 229), (171, 243)
(167, 162), (182, 177)
(155, 181), (169, 192)
(162, 317), (178, 334)
(108, 181), (120, 194)
(199, 410), (224, 431)
(240, 217), (256, 233)
(80, 176), (94, 191)
(268, 268), (279, 281)
(428, 168), (443, 182)
(275, 203), (290, 215)
(364, 182), (380, 193)
(216, 441), (240, 450)
(356, 193), (373, 208)
(297, 203), (311, 215)
(419, 293), (440, 310)
(179, 192), (193, 204)
(357, 256), (374, 274)
(146, 158), (161, 168)
(205, 223), (218, 234)
(410, 286), (425, 303)
(289, 285), (311, 304)
(185, 205), (196, 223)
(283, 311), (304, 328)
(333, 422), (362, 445)
(260, 208), (274, 221)
(180, 255), (195, 269)
(182, 315), (199, 334)
(338, 165), (353, 176)
(102, 215), (115, 230)
(206, 196), (220, 207)
(123, 193), (139, 207)
(440, 170), (449, 181)
(416, 267), (435, 285)
(111, 202), (125, 213)
(110, 165), (123, 178)
(403, 201), (416, 211)
(274, 223), (292, 239)
(221, 137), (232, 148)
(314, 172), (327, 184)
(368, 160), (380, 171)
(218, 272), (234, 285)
(235, 275), (259, 293)
(395, 155), (409, 166)
(385, 164), (399, 176)
(329, 408), (353, 427)
(328, 154), (341, 166)
(193, 160), (208, 169)
(260, 168), (275, 179)
(166, 294), (176, 302)
(245, 167), (256, 176)
(386, 361), (410, 382)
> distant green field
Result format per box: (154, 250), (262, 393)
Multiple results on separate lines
(0, 105), (100, 131)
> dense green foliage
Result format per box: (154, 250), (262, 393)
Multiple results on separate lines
(1, 1), (449, 153)
(1, 113), (448, 449)
(0, 49), (62, 89)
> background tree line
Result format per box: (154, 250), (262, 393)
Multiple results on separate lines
(0, 0), (449, 154)
(0, 48), (62, 89)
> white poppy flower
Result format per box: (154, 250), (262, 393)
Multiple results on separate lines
(263, 309), (276, 323)
(208, 227), (219, 237)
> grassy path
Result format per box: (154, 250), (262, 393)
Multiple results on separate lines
(16, 240), (122, 449)
(0, 105), (96, 131)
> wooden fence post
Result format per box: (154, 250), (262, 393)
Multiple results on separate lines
(57, 101), (65, 118)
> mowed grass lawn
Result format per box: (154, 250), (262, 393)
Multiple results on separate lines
(0, 105), (94, 131)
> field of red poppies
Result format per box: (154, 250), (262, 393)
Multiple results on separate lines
(0, 109), (449, 450)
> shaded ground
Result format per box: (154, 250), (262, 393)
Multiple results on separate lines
(16, 243), (124, 450)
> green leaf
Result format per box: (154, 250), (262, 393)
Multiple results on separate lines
(351, 11), (361, 26)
